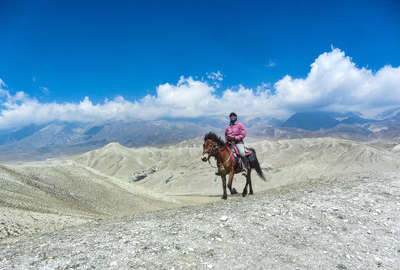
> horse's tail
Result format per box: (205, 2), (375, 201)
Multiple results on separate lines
(247, 148), (266, 181)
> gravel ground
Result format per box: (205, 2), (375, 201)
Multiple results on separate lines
(1, 172), (399, 270)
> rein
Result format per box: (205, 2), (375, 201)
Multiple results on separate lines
(207, 143), (232, 169)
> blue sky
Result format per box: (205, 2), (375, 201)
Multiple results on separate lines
(0, 0), (400, 129)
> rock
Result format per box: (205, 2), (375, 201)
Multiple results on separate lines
(131, 173), (147, 182)
(131, 166), (159, 182)
(165, 176), (174, 184)
(374, 256), (383, 267)
(392, 144), (400, 152)
(220, 216), (228, 222)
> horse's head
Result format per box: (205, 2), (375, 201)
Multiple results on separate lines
(202, 132), (225, 162)
(202, 138), (218, 162)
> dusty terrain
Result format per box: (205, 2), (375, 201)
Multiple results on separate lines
(0, 137), (400, 269)
(1, 171), (399, 269)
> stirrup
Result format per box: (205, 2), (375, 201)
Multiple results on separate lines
(241, 168), (248, 176)
(215, 171), (221, 176)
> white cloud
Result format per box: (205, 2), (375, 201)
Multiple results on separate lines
(265, 60), (276, 68)
(0, 78), (7, 89)
(272, 48), (400, 117)
(40, 86), (49, 95)
(0, 48), (399, 130)
(206, 71), (223, 88)
(207, 71), (223, 81)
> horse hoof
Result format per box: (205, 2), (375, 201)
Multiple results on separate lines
(242, 192), (247, 197)
(249, 191), (254, 195)
(232, 188), (238, 194)
(221, 195), (227, 200)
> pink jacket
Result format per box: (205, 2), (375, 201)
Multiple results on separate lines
(225, 121), (246, 143)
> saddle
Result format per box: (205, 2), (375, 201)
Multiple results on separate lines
(227, 144), (253, 170)
(230, 144), (253, 157)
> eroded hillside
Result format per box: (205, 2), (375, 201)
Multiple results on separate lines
(1, 137), (399, 240)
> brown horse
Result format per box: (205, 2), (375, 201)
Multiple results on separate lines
(201, 132), (266, 199)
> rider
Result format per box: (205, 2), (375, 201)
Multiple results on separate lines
(225, 112), (249, 176)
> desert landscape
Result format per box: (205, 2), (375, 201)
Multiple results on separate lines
(1, 136), (399, 269)
(2, 1), (399, 268)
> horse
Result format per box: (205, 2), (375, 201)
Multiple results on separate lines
(201, 132), (266, 199)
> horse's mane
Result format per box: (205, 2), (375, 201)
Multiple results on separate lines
(204, 132), (225, 147)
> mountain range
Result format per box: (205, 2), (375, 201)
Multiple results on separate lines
(0, 107), (399, 162)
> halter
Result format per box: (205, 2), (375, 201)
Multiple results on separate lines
(206, 142), (233, 169)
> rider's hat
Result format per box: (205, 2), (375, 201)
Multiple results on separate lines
(229, 112), (237, 117)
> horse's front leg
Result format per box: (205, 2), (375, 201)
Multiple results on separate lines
(227, 171), (237, 195)
(221, 174), (227, 200)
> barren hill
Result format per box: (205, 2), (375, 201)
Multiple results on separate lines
(71, 137), (400, 195)
(0, 158), (181, 239)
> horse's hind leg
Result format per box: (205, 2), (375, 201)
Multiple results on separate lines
(242, 182), (248, 197)
(227, 171), (238, 195)
(248, 169), (254, 195)
(242, 174), (249, 197)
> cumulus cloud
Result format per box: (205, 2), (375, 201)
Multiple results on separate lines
(0, 48), (399, 130)
(272, 48), (400, 117)
(126, 76), (273, 120)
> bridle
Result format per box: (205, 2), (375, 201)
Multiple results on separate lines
(204, 141), (233, 168)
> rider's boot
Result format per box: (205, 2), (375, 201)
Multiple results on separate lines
(241, 157), (249, 176)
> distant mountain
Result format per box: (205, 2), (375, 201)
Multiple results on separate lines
(250, 110), (400, 142)
(339, 115), (373, 125)
(281, 112), (340, 131)
(0, 120), (223, 162)
(281, 111), (376, 131)
(0, 111), (399, 162)
(377, 106), (400, 120)
(0, 124), (45, 144)
(245, 116), (284, 128)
